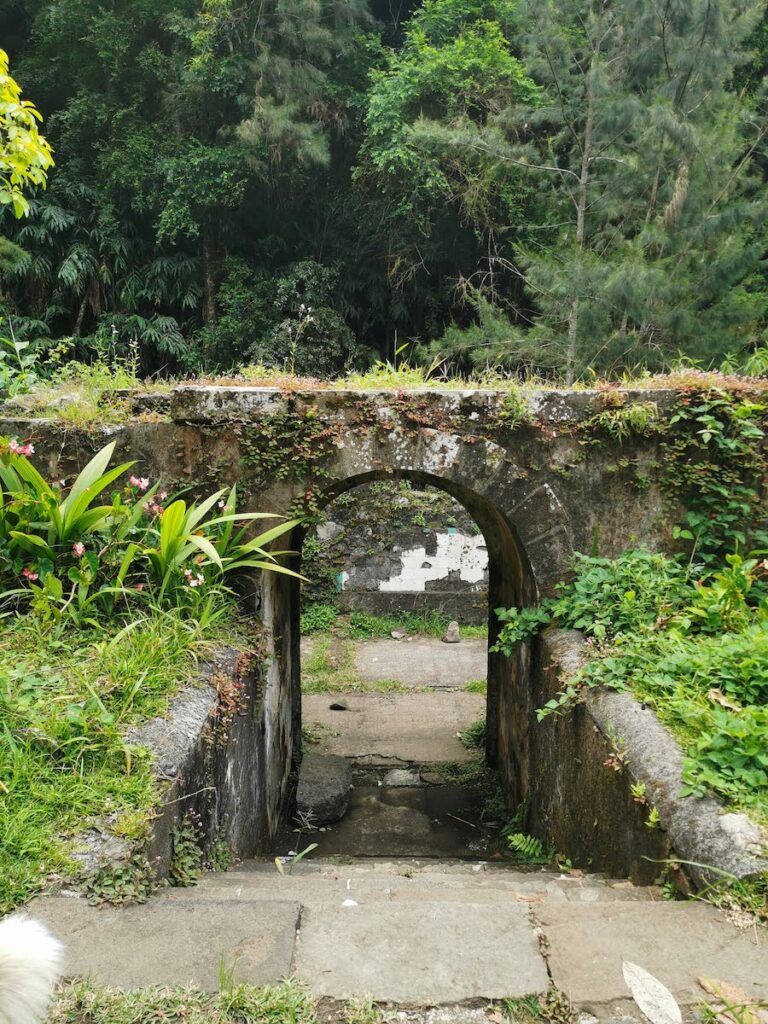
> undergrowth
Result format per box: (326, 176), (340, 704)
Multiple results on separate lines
(301, 612), (486, 692)
(346, 609), (486, 640)
(494, 548), (768, 917)
(301, 633), (408, 694)
(49, 978), (317, 1024)
(0, 608), (242, 913)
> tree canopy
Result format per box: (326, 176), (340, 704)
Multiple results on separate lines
(0, 47), (53, 217)
(0, 0), (765, 378)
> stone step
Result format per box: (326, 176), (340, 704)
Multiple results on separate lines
(175, 861), (655, 906)
(28, 859), (768, 1007)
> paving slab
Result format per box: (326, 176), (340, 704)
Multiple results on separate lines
(354, 637), (487, 688)
(303, 691), (484, 763)
(29, 895), (298, 990)
(161, 861), (656, 907)
(386, 1010), (493, 1024)
(295, 900), (548, 1001)
(539, 901), (768, 1004)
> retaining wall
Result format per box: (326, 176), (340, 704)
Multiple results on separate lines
(527, 629), (768, 887)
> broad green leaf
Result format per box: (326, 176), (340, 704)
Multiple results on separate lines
(187, 533), (223, 568)
(159, 500), (186, 560)
(186, 489), (226, 531)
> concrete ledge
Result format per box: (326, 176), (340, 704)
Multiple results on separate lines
(587, 685), (768, 885)
(165, 384), (684, 428)
(72, 647), (283, 883)
(530, 628), (768, 887)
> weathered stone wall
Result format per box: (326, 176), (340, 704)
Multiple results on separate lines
(128, 648), (291, 878)
(304, 480), (489, 623)
(4, 383), (761, 863)
(527, 629), (768, 886)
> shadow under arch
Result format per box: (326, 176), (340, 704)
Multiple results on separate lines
(281, 467), (539, 810)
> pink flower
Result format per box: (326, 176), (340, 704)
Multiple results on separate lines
(157, 491), (167, 501)
(9, 439), (34, 457)
(129, 475), (150, 492)
(183, 568), (204, 588)
(72, 542), (85, 557)
(22, 567), (38, 581)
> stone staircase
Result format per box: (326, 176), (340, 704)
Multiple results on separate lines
(31, 858), (767, 1009)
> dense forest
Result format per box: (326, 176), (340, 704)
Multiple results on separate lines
(1, 0), (767, 381)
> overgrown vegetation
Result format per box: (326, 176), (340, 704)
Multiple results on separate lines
(346, 610), (486, 640)
(0, 439), (297, 912)
(49, 979), (318, 1024)
(0, 609), (233, 912)
(50, 980), (577, 1024)
(494, 389), (768, 915)
(301, 611), (486, 692)
(496, 550), (768, 829)
(301, 631), (409, 694)
(1, 1), (767, 379)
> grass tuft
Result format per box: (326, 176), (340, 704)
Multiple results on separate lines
(49, 978), (317, 1023)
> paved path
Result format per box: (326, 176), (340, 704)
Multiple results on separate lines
(303, 691), (484, 764)
(354, 637), (487, 688)
(304, 634), (487, 765)
(31, 859), (767, 1009)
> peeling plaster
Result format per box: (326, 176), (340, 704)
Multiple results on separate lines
(375, 533), (488, 592)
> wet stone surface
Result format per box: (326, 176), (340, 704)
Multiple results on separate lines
(274, 781), (493, 859)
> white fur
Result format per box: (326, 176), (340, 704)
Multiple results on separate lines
(0, 915), (63, 1024)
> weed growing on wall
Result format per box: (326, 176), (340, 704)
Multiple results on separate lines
(169, 814), (203, 887)
(494, 551), (768, 850)
(240, 409), (345, 501)
(588, 400), (661, 441)
(659, 390), (767, 564)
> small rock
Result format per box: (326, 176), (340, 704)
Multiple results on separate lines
(391, 630), (407, 640)
(577, 1015), (599, 1024)
(383, 768), (422, 787)
(328, 699), (348, 711)
(442, 620), (461, 643)
(296, 753), (352, 825)
(719, 811), (764, 852)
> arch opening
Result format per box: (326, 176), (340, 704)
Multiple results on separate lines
(266, 468), (539, 857)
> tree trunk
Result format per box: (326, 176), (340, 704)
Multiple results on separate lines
(565, 58), (596, 385)
(73, 294), (88, 337)
(202, 225), (218, 325)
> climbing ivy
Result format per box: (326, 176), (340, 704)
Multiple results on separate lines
(240, 410), (344, 488)
(658, 390), (768, 564)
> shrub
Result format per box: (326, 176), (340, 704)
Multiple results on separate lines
(0, 438), (302, 624)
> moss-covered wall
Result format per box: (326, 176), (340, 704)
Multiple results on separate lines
(302, 479), (489, 621)
(4, 381), (765, 853)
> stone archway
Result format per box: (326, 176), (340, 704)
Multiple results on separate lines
(1, 383), (680, 860)
(257, 423), (575, 815)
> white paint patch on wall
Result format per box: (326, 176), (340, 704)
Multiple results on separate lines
(377, 533), (488, 592)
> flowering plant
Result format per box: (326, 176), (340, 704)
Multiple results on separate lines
(0, 438), (303, 624)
